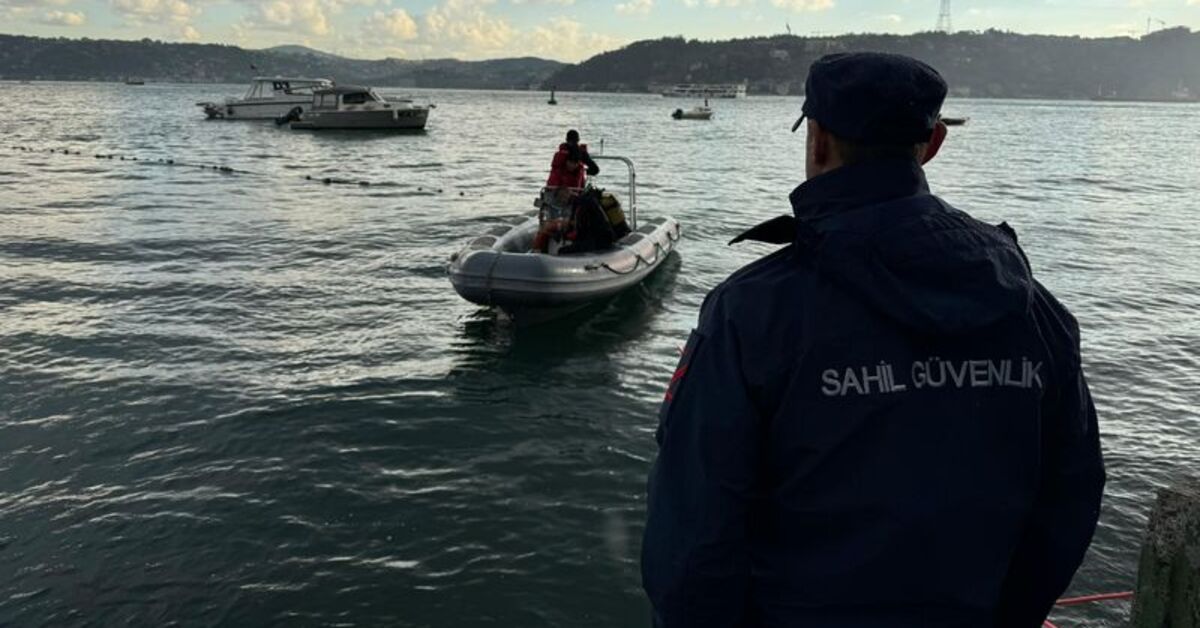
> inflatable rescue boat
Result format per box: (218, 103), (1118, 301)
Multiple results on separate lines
(448, 156), (681, 318)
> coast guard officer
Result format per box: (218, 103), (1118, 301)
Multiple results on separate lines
(641, 53), (1105, 628)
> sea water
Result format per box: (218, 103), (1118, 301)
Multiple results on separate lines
(1, 83), (1198, 626)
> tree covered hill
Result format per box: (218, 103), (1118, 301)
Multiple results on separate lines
(545, 28), (1200, 101)
(0, 34), (563, 89)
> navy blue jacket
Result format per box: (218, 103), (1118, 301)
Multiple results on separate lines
(642, 158), (1105, 628)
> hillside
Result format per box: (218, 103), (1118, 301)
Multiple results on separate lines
(545, 28), (1200, 101)
(0, 34), (564, 89)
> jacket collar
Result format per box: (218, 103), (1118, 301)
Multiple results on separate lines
(731, 158), (929, 246)
(789, 157), (929, 221)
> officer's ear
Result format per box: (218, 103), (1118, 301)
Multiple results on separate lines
(807, 119), (835, 177)
(920, 120), (948, 165)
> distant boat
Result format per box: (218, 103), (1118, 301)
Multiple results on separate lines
(941, 116), (969, 126)
(1090, 82), (1199, 103)
(124, 78), (145, 85)
(672, 106), (713, 120)
(662, 83), (747, 99)
(548, 87), (557, 105)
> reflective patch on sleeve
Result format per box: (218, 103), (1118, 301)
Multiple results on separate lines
(657, 329), (704, 439)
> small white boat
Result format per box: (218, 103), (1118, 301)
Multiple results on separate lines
(285, 85), (431, 130)
(672, 106), (713, 120)
(448, 156), (681, 320)
(196, 76), (332, 120)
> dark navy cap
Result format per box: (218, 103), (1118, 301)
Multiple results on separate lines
(791, 52), (948, 145)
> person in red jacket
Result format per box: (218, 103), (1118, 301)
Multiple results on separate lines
(535, 130), (600, 252)
(545, 129), (599, 189)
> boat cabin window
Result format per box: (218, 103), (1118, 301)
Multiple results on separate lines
(317, 93), (338, 108)
(342, 91), (369, 105)
(272, 81), (291, 93)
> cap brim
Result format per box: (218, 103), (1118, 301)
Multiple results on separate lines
(791, 113), (806, 133)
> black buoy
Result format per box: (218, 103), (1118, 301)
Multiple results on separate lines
(548, 86), (558, 106)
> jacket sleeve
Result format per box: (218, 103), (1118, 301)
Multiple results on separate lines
(583, 151), (600, 176)
(994, 297), (1105, 627)
(642, 293), (762, 628)
(547, 151), (564, 187)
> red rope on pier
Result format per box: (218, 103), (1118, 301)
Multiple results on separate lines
(1054, 591), (1133, 606)
(1041, 590), (1134, 627)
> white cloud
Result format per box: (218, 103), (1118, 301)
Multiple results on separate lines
(181, 23), (199, 39)
(876, 13), (901, 23)
(527, 16), (625, 61)
(615, 0), (651, 15)
(250, 0), (331, 35)
(232, 0), (622, 62)
(364, 7), (417, 39)
(769, 0), (831, 12)
(39, 8), (85, 23)
(510, 0), (574, 4)
(423, 0), (517, 55)
(110, 0), (199, 24)
(703, 0), (751, 6)
(235, 0), (387, 39)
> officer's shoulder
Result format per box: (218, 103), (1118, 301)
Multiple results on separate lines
(1029, 278), (1084, 361)
(929, 201), (1080, 336)
(698, 244), (811, 330)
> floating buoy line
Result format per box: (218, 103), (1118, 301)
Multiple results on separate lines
(4, 144), (465, 195)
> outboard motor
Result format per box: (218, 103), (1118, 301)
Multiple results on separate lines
(671, 108), (683, 119)
(275, 106), (303, 126)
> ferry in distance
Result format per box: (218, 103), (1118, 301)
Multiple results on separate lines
(661, 83), (747, 98)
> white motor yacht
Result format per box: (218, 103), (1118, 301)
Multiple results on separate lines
(197, 77), (333, 120)
(284, 85), (431, 130)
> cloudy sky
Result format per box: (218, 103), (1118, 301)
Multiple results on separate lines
(2, 0), (1199, 61)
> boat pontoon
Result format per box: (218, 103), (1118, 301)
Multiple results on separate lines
(448, 156), (681, 320)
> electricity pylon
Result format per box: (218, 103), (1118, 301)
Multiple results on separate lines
(936, 0), (952, 33)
